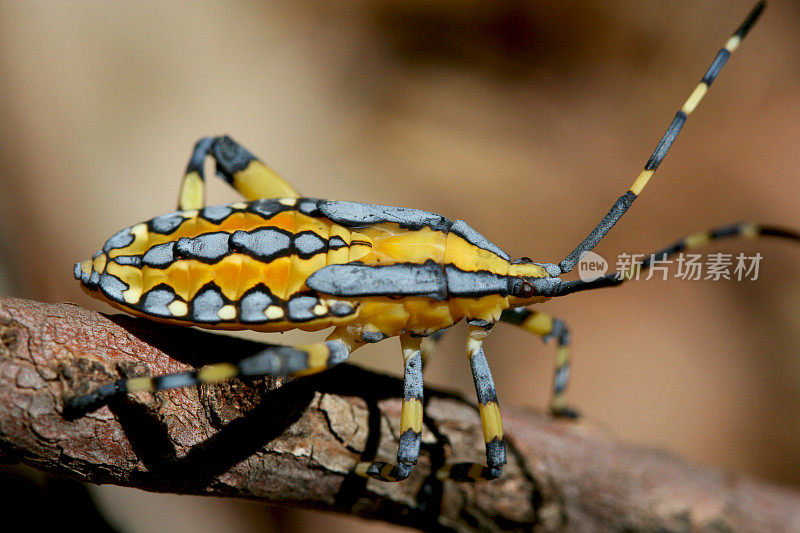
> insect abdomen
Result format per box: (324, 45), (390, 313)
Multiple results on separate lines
(79, 199), (369, 330)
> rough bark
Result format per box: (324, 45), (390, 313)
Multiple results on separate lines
(0, 295), (798, 531)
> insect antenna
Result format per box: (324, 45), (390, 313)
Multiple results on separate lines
(555, 223), (799, 296)
(558, 1), (766, 275)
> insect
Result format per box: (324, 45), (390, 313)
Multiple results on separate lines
(68, 2), (797, 483)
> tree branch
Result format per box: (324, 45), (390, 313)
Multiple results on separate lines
(0, 295), (798, 531)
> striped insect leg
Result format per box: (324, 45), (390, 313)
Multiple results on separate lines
(438, 322), (505, 482)
(177, 135), (300, 211)
(500, 308), (577, 418)
(178, 136), (215, 210)
(66, 330), (354, 414)
(355, 335), (423, 482)
(208, 136), (300, 201)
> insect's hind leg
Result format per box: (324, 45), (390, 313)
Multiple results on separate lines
(355, 335), (424, 482)
(65, 330), (354, 414)
(500, 308), (577, 418)
(177, 135), (300, 210)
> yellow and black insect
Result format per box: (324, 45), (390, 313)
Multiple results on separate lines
(69, 2), (797, 482)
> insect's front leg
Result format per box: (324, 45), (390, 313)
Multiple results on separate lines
(500, 308), (578, 418)
(177, 135), (300, 210)
(355, 335), (424, 482)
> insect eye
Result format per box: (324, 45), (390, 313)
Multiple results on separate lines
(520, 281), (535, 298)
(509, 278), (536, 298)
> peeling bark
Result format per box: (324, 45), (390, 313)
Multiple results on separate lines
(0, 295), (799, 531)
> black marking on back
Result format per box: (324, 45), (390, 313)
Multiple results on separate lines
(307, 259), (447, 300)
(450, 220), (510, 261)
(317, 200), (452, 232)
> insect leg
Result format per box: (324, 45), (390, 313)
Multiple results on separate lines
(66, 329), (354, 414)
(355, 335), (423, 482)
(177, 135), (300, 210)
(177, 136), (214, 210)
(438, 321), (506, 482)
(500, 308), (577, 418)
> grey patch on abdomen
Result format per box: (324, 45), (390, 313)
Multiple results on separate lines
(287, 294), (320, 322)
(248, 199), (288, 220)
(230, 227), (292, 262)
(102, 228), (135, 253)
(292, 231), (327, 258)
(113, 255), (142, 267)
(328, 235), (347, 249)
(142, 242), (175, 268)
(201, 204), (233, 224)
(149, 212), (184, 235)
(191, 284), (225, 322)
(297, 198), (321, 216)
(99, 272), (128, 303)
(239, 285), (276, 323)
(141, 285), (177, 317)
(175, 232), (230, 263)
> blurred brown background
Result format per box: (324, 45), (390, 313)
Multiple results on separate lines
(1, 1), (799, 531)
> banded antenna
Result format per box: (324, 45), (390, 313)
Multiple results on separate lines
(558, 1), (766, 274)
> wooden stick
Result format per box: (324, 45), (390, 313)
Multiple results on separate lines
(1, 296), (799, 531)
